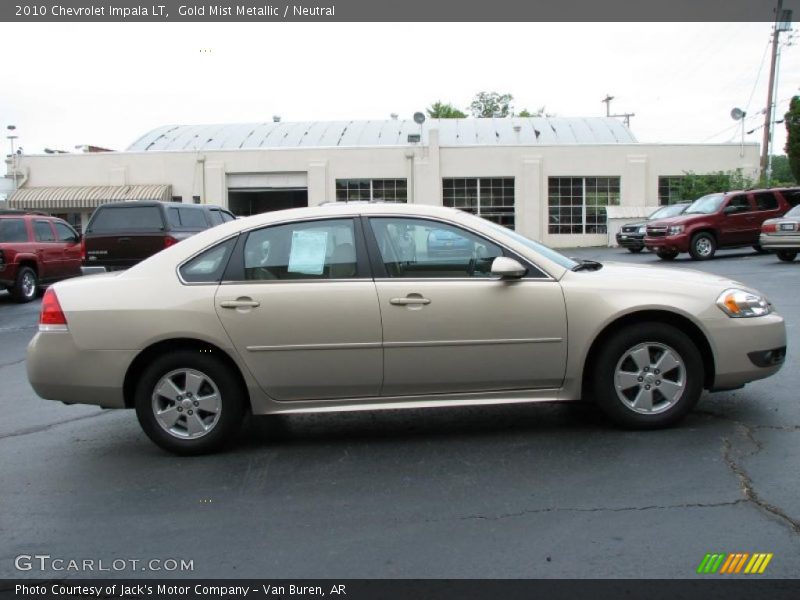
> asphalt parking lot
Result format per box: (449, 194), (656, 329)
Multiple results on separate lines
(0, 247), (798, 579)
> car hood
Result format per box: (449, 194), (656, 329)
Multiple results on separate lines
(621, 221), (647, 229)
(647, 214), (706, 227)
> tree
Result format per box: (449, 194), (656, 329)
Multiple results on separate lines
(518, 106), (552, 118)
(469, 91), (514, 118)
(785, 96), (800, 184)
(769, 155), (795, 186)
(426, 101), (467, 119)
(675, 170), (754, 200)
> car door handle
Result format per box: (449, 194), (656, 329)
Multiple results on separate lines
(390, 296), (431, 306)
(220, 299), (261, 309)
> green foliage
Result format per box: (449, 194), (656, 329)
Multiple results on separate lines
(768, 155), (796, 186)
(426, 101), (467, 119)
(469, 91), (514, 118)
(675, 170), (754, 200)
(785, 96), (800, 183)
(518, 106), (551, 117)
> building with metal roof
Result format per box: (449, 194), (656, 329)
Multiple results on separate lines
(4, 117), (758, 247)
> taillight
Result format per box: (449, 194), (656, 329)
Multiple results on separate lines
(80, 237), (86, 261)
(164, 235), (178, 248)
(762, 222), (778, 233)
(39, 288), (68, 331)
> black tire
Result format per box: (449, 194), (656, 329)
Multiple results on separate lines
(777, 250), (797, 262)
(752, 244), (768, 254)
(10, 266), (38, 303)
(656, 250), (677, 261)
(689, 232), (716, 261)
(627, 247), (644, 254)
(591, 322), (704, 429)
(134, 350), (246, 455)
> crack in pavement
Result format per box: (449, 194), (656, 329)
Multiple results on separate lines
(0, 357), (26, 370)
(0, 411), (114, 441)
(445, 499), (749, 523)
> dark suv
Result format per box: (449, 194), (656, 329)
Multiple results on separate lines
(83, 201), (235, 270)
(645, 188), (800, 260)
(0, 212), (82, 302)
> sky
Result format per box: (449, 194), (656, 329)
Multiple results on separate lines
(0, 22), (798, 156)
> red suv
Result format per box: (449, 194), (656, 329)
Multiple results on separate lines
(0, 212), (82, 302)
(645, 188), (800, 260)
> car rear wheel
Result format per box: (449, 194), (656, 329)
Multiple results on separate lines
(592, 322), (704, 429)
(656, 250), (677, 261)
(689, 232), (716, 261)
(777, 250), (797, 262)
(10, 267), (38, 303)
(134, 350), (246, 455)
(627, 247), (644, 253)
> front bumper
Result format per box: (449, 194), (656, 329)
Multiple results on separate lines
(644, 234), (689, 253)
(27, 331), (131, 408)
(704, 313), (787, 390)
(616, 233), (645, 248)
(759, 233), (800, 251)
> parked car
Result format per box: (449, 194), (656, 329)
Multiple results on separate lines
(82, 201), (235, 270)
(616, 203), (690, 253)
(645, 188), (800, 261)
(760, 204), (800, 262)
(28, 203), (786, 455)
(427, 227), (473, 258)
(0, 213), (82, 303)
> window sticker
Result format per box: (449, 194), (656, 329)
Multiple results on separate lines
(288, 230), (329, 275)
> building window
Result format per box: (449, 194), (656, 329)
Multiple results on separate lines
(548, 177), (620, 234)
(171, 196), (183, 203)
(658, 176), (685, 206)
(336, 179), (407, 202)
(442, 177), (515, 228)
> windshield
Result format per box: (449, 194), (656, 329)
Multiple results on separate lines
(649, 204), (687, 220)
(785, 205), (800, 218)
(475, 216), (579, 270)
(685, 194), (725, 215)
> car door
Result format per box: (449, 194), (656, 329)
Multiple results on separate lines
(52, 221), (82, 277)
(32, 220), (61, 281)
(214, 217), (383, 401)
(366, 216), (568, 397)
(719, 194), (756, 246)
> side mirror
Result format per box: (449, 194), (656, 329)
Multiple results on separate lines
(490, 256), (527, 279)
(723, 205), (739, 215)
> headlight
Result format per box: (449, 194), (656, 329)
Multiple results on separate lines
(668, 225), (684, 235)
(716, 288), (772, 318)
(638, 226), (646, 233)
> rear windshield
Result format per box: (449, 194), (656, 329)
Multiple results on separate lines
(88, 206), (164, 232)
(0, 218), (28, 242)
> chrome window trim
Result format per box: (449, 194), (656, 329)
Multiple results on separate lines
(176, 232), (241, 286)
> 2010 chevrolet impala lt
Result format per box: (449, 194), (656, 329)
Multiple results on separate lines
(27, 203), (787, 454)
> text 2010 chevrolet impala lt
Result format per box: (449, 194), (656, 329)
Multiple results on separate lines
(27, 204), (786, 454)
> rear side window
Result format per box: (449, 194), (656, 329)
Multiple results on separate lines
(178, 208), (209, 229)
(753, 192), (779, 211)
(54, 222), (78, 242)
(179, 237), (237, 283)
(89, 206), (164, 232)
(34, 220), (55, 242)
(207, 210), (224, 226)
(0, 219), (28, 242)
(781, 190), (800, 208)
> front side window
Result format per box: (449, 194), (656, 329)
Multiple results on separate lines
(179, 237), (237, 283)
(34, 221), (55, 242)
(336, 179), (407, 202)
(243, 219), (358, 281)
(727, 195), (751, 213)
(548, 177), (620, 234)
(442, 177), (515, 228)
(369, 217), (503, 278)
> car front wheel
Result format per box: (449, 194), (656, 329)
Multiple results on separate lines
(656, 250), (677, 261)
(11, 266), (38, 303)
(135, 350), (246, 455)
(689, 232), (716, 260)
(627, 247), (644, 253)
(776, 250), (797, 262)
(592, 323), (704, 429)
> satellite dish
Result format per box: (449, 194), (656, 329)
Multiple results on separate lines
(413, 112), (426, 125)
(730, 107), (746, 121)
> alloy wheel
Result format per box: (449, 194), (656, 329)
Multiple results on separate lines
(614, 342), (686, 414)
(151, 368), (222, 439)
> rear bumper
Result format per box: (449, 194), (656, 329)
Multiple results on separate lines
(644, 235), (689, 253)
(704, 313), (787, 390)
(759, 233), (800, 250)
(26, 331), (130, 408)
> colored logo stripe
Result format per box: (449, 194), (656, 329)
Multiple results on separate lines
(697, 553), (773, 574)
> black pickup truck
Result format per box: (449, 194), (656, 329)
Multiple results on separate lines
(82, 201), (235, 270)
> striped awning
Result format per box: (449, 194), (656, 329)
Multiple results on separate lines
(7, 185), (172, 210)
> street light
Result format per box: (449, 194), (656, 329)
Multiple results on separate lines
(6, 125), (19, 192)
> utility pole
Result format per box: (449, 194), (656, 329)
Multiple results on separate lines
(601, 95), (635, 128)
(761, 0), (792, 183)
(602, 95), (614, 116)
